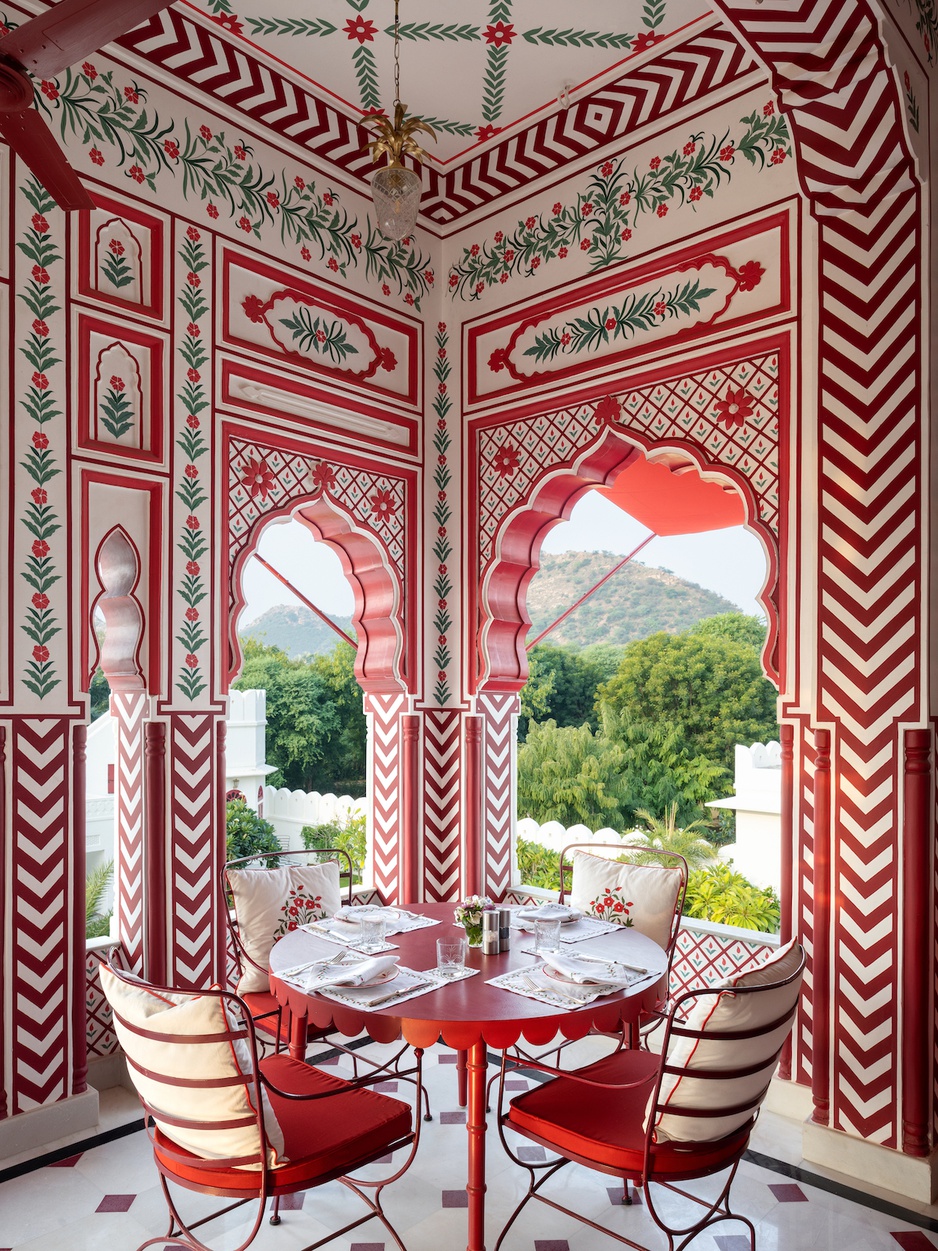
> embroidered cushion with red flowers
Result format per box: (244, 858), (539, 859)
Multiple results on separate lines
(229, 861), (341, 993)
(569, 850), (681, 952)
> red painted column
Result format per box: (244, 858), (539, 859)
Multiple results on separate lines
(399, 714), (420, 904)
(464, 717), (483, 898)
(812, 729), (831, 1126)
(901, 727), (931, 1156)
(144, 721), (167, 986)
(71, 725), (88, 1096)
(778, 723), (794, 1081)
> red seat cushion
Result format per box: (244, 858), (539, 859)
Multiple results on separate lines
(506, 1050), (750, 1179)
(154, 1053), (412, 1194)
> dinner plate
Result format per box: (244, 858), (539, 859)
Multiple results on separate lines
(516, 906), (582, 925)
(337, 905), (403, 924)
(354, 965), (399, 988)
(543, 962), (616, 986)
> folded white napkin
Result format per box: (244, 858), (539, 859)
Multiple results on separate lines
(293, 954), (399, 991)
(540, 951), (636, 986)
(516, 903), (576, 922)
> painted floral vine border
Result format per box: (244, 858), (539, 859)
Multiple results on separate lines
(17, 182), (62, 699)
(431, 324), (453, 707)
(0, 8), (435, 311)
(197, 0), (668, 141)
(447, 103), (791, 301)
(174, 226), (210, 702)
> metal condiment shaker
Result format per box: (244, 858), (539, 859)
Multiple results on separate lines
(482, 910), (500, 956)
(498, 907), (511, 952)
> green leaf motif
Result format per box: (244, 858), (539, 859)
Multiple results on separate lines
(99, 383), (134, 439)
(391, 22), (479, 41)
(522, 27), (633, 49)
(246, 17), (337, 36)
(642, 0), (666, 29)
(279, 308), (359, 363)
(100, 246), (133, 289)
(482, 45), (508, 122)
(353, 44), (381, 112)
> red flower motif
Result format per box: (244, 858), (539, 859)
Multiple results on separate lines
(184, 463), (199, 480)
(593, 395), (621, 427)
(186, 515), (200, 531)
(581, 201), (593, 216)
(82, 62), (97, 79)
(771, 147), (787, 164)
(351, 233), (362, 249)
(238, 216), (252, 232)
(382, 283), (391, 295)
(266, 191), (279, 208)
(124, 86), (139, 103)
(653, 300), (666, 316)
(186, 271), (200, 287)
(763, 101), (775, 116)
(425, 269), (434, 284)
(212, 13), (243, 34)
(40, 81), (58, 100)
(243, 294), (265, 326)
(475, 124), (499, 142)
(649, 156), (661, 171)
(32, 213), (49, 234)
(656, 203), (668, 217)
(89, 147), (104, 166)
(605, 317), (616, 330)
(242, 456), (274, 499)
(580, 238), (591, 251)
(378, 346), (397, 371)
(32, 591), (49, 609)
(503, 248), (515, 264)
(32, 539), (50, 558)
(621, 227), (632, 241)
(129, 165), (144, 183)
(632, 30), (659, 53)
(328, 257), (339, 272)
(493, 443), (520, 477)
(32, 372), (49, 390)
(294, 175), (305, 190)
(32, 265), (49, 284)
(185, 606), (199, 622)
(714, 386), (755, 429)
(619, 192), (631, 206)
(300, 246), (311, 261)
(558, 246), (568, 258)
(499, 272), (509, 283)
(311, 463), (336, 493)
(448, 273), (459, 288)
(437, 321), (446, 333)
(31, 488), (48, 506)
(185, 653), (199, 669)
(484, 21), (515, 45)
(32, 645), (50, 664)
(720, 144), (735, 162)
(560, 332), (571, 347)
(689, 185), (703, 202)
(32, 319), (49, 336)
(315, 328), (326, 344)
(186, 414), (200, 429)
(531, 256), (541, 270)
(344, 15), (377, 42)
(736, 260), (764, 291)
(404, 291), (415, 305)
(187, 225), (200, 242)
(234, 145), (247, 161)
(163, 140), (179, 159)
(187, 367), (200, 382)
(525, 216), (536, 230)
(207, 203), (219, 219)
(322, 192), (334, 206)
(186, 321), (200, 338)
(683, 141), (696, 156)
(109, 375), (125, 391)
(186, 560), (200, 576)
(488, 348), (509, 373)
(494, 231), (504, 243)
(200, 124), (212, 141)
(369, 489), (396, 522)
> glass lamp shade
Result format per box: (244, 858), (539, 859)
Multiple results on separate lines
(371, 164), (422, 240)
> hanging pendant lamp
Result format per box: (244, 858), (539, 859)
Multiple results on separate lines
(363, 0), (436, 241)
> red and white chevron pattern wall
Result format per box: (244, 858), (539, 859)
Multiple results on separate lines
(367, 694), (407, 903)
(168, 714), (220, 987)
(477, 694), (519, 902)
(422, 710), (462, 902)
(712, 0), (925, 1147)
(111, 693), (147, 974)
(9, 719), (72, 1112)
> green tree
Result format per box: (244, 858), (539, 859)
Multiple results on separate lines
(89, 667), (111, 721)
(307, 643), (367, 795)
(690, 611), (768, 652)
(225, 797), (281, 863)
(515, 837), (559, 890)
(683, 862), (780, 932)
(519, 642), (605, 739)
(517, 720), (632, 830)
(302, 813), (367, 882)
(86, 860), (113, 939)
(632, 802), (719, 869)
(597, 627), (778, 774)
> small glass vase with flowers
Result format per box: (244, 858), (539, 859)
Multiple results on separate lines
(454, 894), (493, 948)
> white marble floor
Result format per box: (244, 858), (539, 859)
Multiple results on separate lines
(1, 1036), (937, 1251)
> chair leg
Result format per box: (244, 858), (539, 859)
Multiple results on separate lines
(269, 1195), (281, 1225)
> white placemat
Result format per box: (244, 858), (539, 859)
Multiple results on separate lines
(487, 966), (613, 1010)
(317, 965), (455, 1011)
(300, 921), (399, 954)
(334, 906), (440, 936)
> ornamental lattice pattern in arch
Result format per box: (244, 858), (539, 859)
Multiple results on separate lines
(476, 349), (780, 569)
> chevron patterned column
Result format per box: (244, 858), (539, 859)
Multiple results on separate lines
(167, 713), (221, 988)
(423, 710), (462, 902)
(366, 694), (407, 903)
(112, 692), (148, 974)
(9, 718), (72, 1113)
(476, 694), (519, 901)
(713, 0), (925, 1148)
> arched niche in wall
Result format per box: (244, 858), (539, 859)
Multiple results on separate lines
(475, 423), (776, 693)
(228, 493), (407, 696)
(91, 525), (146, 691)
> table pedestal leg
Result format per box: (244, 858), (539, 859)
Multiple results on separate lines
(457, 1047), (468, 1106)
(466, 1038), (488, 1251)
(286, 1008), (308, 1062)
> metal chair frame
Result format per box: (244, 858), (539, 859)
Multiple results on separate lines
(493, 945), (805, 1251)
(105, 960), (426, 1251)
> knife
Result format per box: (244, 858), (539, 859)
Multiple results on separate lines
(364, 979), (433, 1006)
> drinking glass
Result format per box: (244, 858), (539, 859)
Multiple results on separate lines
(534, 918), (562, 956)
(358, 914), (387, 952)
(436, 937), (467, 975)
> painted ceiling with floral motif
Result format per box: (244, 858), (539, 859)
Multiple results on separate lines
(187, 0), (714, 164)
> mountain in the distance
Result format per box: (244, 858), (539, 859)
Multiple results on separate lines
(239, 551), (740, 659)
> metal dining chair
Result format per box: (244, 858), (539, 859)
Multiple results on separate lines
(493, 939), (805, 1251)
(101, 959), (426, 1251)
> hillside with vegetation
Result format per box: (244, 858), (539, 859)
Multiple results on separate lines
(240, 604), (354, 659)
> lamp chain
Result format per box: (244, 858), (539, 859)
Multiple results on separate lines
(393, 0), (401, 109)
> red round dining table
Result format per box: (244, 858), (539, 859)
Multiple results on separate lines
(269, 901), (667, 1251)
